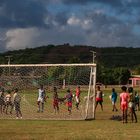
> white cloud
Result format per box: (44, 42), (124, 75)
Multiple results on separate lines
(6, 28), (41, 50)
(67, 15), (81, 26)
(67, 15), (93, 30)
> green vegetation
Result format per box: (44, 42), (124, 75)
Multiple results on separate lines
(1, 45), (140, 85)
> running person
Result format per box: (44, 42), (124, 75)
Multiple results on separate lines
(53, 87), (59, 114)
(120, 86), (129, 123)
(37, 85), (46, 113)
(75, 86), (81, 110)
(95, 86), (103, 111)
(65, 89), (73, 115)
(13, 88), (22, 119)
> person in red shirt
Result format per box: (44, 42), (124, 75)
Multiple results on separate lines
(120, 86), (130, 123)
(53, 87), (59, 114)
(75, 86), (81, 110)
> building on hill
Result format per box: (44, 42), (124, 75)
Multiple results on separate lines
(129, 75), (140, 87)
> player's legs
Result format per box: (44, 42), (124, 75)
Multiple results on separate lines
(99, 101), (103, 111)
(132, 107), (137, 123)
(75, 96), (79, 109)
(41, 102), (44, 112)
(10, 102), (14, 114)
(95, 101), (99, 110)
(68, 102), (72, 114)
(37, 101), (41, 112)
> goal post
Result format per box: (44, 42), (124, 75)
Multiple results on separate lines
(0, 63), (96, 120)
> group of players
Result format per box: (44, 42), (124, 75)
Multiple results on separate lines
(95, 85), (139, 123)
(37, 85), (81, 115)
(0, 87), (22, 119)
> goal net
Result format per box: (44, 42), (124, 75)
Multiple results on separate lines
(0, 63), (96, 120)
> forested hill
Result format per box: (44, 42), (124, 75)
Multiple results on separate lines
(0, 44), (140, 68)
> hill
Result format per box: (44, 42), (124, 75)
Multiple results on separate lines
(0, 45), (140, 68)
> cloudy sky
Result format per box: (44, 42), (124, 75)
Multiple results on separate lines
(0, 0), (140, 52)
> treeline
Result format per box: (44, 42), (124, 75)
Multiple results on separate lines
(0, 44), (140, 85)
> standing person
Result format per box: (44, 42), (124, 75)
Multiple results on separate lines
(135, 91), (140, 111)
(128, 87), (137, 123)
(65, 89), (73, 115)
(37, 85), (46, 113)
(0, 88), (5, 114)
(13, 88), (22, 119)
(75, 86), (81, 110)
(95, 86), (103, 111)
(53, 87), (59, 114)
(120, 86), (129, 123)
(111, 88), (118, 112)
(4, 90), (13, 114)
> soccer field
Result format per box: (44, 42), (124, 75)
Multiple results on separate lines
(0, 87), (140, 140)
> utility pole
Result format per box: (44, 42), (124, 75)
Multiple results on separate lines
(90, 51), (96, 63)
(5, 55), (12, 76)
(6, 55), (12, 65)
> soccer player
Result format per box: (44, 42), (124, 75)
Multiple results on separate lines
(65, 89), (73, 115)
(75, 86), (81, 110)
(111, 88), (118, 112)
(13, 88), (22, 119)
(120, 86), (129, 123)
(0, 88), (5, 114)
(95, 86), (103, 111)
(37, 85), (46, 113)
(4, 90), (13, 114)
(128, 87), (137, 123)
(53, 87), (59, 114)
(135, 91), (140, 111)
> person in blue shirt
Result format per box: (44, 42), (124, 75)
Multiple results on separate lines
(111, 88), (118, 112)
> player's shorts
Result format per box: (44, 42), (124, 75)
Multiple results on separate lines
(121, 102), (128, 111)
(37, 97), (44, 103)
(96, 97), (103, 102)
(112, 100), (116, 105)
(53, 100), (59, 107)
(67, 102), (72, 107)
(75, 96), (80, 103)
(128, 102), (134, 108)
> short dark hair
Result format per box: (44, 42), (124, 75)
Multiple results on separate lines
(112, 88), (115, 92)
(128, 87), (133, 93)
(121, 86), (127, 92)
(67, 89), (70, 93)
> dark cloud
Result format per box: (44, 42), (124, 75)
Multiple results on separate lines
(0, 0), (48, 28)
(61, 0), (93, 5)
(54, 12), (68, 26)
(61, 0), (122, 7)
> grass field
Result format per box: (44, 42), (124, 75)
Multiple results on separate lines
(0, 86), (140, 140)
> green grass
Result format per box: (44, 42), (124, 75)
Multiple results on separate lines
(0, 87), (140, 140)
(0, 119), (140, 140)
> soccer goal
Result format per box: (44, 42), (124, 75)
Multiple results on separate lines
(0, 63), (96, 120)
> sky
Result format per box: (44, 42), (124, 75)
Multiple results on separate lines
(0, 0), (140, 52)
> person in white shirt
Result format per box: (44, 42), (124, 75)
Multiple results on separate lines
(4, 90), (13, 114)
(37, 85), (46, 113)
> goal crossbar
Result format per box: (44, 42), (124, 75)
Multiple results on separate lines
(0, 63), (96, 67)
